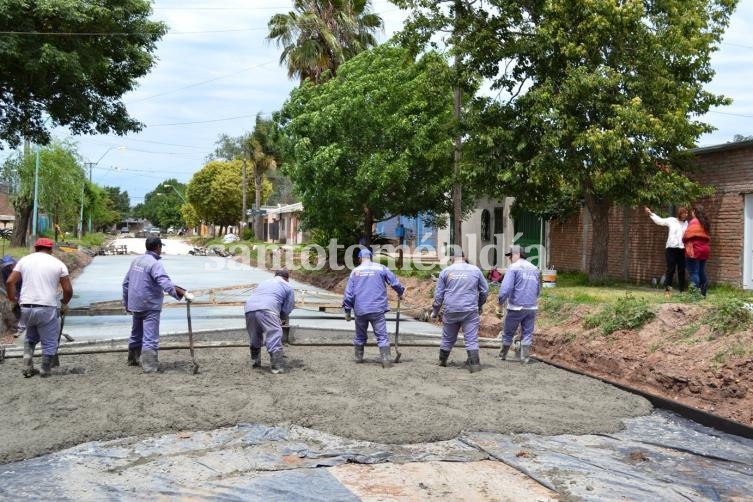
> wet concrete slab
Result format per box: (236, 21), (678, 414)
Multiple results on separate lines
(67, 251), (443, 342)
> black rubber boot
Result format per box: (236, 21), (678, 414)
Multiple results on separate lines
(520, 345), (532, 364)
(250, 347), (261, 368)
(354, 345), (364, 363)
(498, 344), (511, 360)
(127, 347), (141, 367)
(39, 355), (53, 378)
(379, 346), (392, 369)
(270, 351), (285, 374)
(467, 350), (481, 373)
(22, 341), (37, 378)
(438, 349), (450, 367)
(140, 349), (160, 374)
(51, 354), (60, 368)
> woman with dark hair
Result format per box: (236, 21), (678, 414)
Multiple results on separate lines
(682, 204), (711, 296)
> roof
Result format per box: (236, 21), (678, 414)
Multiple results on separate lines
(691, 139), (753, 155)
(263, 202), (303, 215)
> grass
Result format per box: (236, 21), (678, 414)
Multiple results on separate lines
(705, 298), (753, 336)
(582, 295), (656, 336)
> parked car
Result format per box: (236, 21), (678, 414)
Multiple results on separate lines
(148, 227), (161, 236)
(223, 233), (240, 244)
(120, 226), (129, 234)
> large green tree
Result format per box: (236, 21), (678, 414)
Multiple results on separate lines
(0, 0), (167, 148)
(186, 161), (272, 235)
(1, 140), (86, 244)
(471, 0), (737, 282)
(267, 0), (383, 84)
(134, 179), (187, 231)
(277, 44), (457, 243)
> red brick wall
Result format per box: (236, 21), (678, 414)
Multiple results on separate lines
(548, 142), (753, 286)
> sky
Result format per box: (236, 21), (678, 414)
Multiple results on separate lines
(39, 1), (753, 205)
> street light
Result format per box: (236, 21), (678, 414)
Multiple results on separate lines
(79, 146), (125, 236)
(163, 184), (187, 204)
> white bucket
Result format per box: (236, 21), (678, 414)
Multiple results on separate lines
(542, 269), (557, 288)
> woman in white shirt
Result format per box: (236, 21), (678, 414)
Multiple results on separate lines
(645, 206), (689, 293)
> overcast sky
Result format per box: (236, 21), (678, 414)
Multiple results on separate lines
(45, 1), (753, 204)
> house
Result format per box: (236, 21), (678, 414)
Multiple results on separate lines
(547, 139), (753, 289)
(0, 183), (15, 233)
(258, 202), (307, 244)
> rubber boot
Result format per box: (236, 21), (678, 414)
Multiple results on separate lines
(127, 347), (142, 367)
(140, 349), (160, 374)
(467, 350), (481, 373)
(438, 349), (450, 367)
(379, 346), (392, 369)
(39, 355), (53, 378)
(51, 353), (60, 368)
(520, 345), (532, 364)
(354, 345), (364, 363)
(22, 341), (37, 378)
(270, 351), (285, 374)
(498, 344), (511, 360)
(250, 347), (261, 368)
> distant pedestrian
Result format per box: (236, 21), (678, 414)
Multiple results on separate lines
(5, 238), (72, 378)
(1, 255), (22, 335)
(431, 249), (488, 373)
(396, 222), (406, 246)
(244, 268), (295, 374)
(122, 236), (187, 373)
(645, 206), (689, 294)
(498, 245), (540, 364)
(683, 204), (711, 296)
(343, 248), (404, 368)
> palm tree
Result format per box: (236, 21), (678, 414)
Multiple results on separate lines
(248, 116), (278, 240)
(267, 0), (383, 84)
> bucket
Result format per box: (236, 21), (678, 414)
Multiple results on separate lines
(542, 269), (557, 288)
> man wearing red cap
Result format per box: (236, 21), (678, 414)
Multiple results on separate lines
(6, 238), (73, 378)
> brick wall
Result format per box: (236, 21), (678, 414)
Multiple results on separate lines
(548, 141), (753, 286)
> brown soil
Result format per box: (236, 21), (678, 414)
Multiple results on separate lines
(286, 264), (753, 428)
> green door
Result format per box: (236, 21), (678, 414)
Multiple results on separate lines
(513, 210), (542, 266)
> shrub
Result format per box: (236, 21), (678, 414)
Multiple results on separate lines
(706, 298), (753, 336)
(583, 295), (656, 336)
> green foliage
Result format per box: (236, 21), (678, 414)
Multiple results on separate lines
(539, 293), (566, 315)
(278, 44), (457, 241)
(134, 179), (188, 230)
(267, 0), (383, 84)
(0, 0), (167, 148)
(705, 299), (753, 336)
(583, 296), (656, 336)
(677, 285), (706, 303)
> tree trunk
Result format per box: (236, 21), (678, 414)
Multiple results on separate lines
(585, 194), (611, 284)
(254, 168), (263, 241)
(363, 206), (373, 247)
(11, 200), (32, 247)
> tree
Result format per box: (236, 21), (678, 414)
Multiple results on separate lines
(0, 0), (167, 148)
(103, 186), (131, 221)
(134, 179), (187, 230)
(186, 161), (272, 235)
(1, 140), (86, 244)
(267, 0), (383, 84)
(277, 44), (457, 243)
(478, 0), (736, 282)
(732, 134), (753, 142)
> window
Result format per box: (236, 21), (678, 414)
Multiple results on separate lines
(481, 209), (491, 241)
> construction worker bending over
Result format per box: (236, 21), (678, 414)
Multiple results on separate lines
(343, 248), (404, 368)
(431, 249), (488, 373)
(244, 268), (295, 374)
(122, 236), (187, 373)
(6, 238), (72, 378)
(497, 245), (540, 364)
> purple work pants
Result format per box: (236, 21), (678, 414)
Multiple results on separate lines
(440, 310), (480, 351)
(353, 312), (390, 348)
(129, 310), (162, 351)
(502, 309), (536, 346)
(245, 310), (283, 354)
(20, 306), (59, 356)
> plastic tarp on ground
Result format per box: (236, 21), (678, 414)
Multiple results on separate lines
(1, 410), (752, 501)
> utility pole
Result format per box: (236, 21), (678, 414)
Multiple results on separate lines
(451, 0), (463, 250)
(242, 142), (248, 234)
(86, 162), (94, 234)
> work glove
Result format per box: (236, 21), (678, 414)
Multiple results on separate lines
(344, 310), (352, 322)
(184, 291), (195, 303)
(429, 309), (439, 320)
(60, 303), (70, 316)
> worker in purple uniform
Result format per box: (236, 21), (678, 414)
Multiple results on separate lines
(343, 248), (404, 368)
(431, 248), (488, 373)
(497, 245), (540, 364)
(122, 236), (187, 373)
(244, 268), (295, 374)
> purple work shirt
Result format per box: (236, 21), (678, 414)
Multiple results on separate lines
(122, 251), (180, 312)
(498, 258), (540, 309)
(244, 277), (295, 317)
(342, 261), (404, 316)
(433, 261), (489, 313)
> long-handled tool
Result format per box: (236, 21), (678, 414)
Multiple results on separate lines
(52, 310), (66, 368)
(394, 298), (402, 363)
(186, 300), (199, 374)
